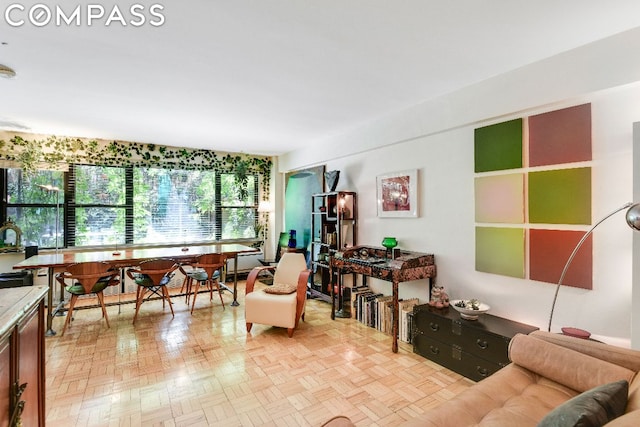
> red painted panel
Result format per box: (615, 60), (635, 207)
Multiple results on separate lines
(529, 103), (592, 166)
(530, 229), (592, 290)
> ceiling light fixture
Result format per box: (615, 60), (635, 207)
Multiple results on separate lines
(0, 64), (16, 79)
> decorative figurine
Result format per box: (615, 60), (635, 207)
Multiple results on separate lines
(288, 229), (297, 248)
(324, 170), (340, 191)
(428, 285), (450, 308)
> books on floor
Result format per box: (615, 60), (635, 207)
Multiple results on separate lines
(351, 285), (419, 342)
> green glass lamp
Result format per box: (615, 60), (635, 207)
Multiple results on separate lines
(381, 237), (398, 258)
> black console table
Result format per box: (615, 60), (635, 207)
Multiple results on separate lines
(413, 304), (538, 381)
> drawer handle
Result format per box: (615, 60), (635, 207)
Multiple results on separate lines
(477, 366), (489, 378)
(429, 322), (439, 332)
(476, 339), (488, 349)
(429, 345), (440, 355)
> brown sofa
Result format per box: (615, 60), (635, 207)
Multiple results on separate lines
(322, 330), (640, 426)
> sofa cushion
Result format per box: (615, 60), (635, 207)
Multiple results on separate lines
(510, 334), (635, 393)
(400, 364), (574, 427)
(245, 290), (297, 328)
(537, 380), (628, 427)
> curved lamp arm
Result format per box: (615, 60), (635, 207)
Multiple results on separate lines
(548, 202), (640, 332)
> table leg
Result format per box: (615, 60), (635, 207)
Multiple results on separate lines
(392, 281), (399, 353)
(334, 271), (350, 318)
(231, 253), (239, 306)
(45, 267), (56, 336)
(118, 268), (125, 314)
(219, 254), (240, 306)
(329, 264), (335, 320)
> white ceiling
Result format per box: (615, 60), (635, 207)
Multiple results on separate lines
(1, 1), (640, 156)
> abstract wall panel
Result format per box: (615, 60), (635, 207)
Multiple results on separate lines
(474, 118), (523, 172)
(474, 103), (593, 287)
(474, 174), (524, 223)
(529, 103), (592, 167)
(528, 167), (591, 225)
(529, 229), (592, 290)
(475, 227), (525, 278)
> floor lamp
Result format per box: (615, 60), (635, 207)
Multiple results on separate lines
(37, 184), (61, 254)
(547, 202), (640, 333)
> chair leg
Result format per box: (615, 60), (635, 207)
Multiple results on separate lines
(206, 279), (214, 301)
(61, 295), (78, 336)
(287, 328), (294, 338)
(162, 286), (175, 317)
(246, 322), (252, 333)
(185, 276), (193, 305)
(215, 280), (225, 310)
(180, 275), (191, 304)
(190, 280), (201, 314)
(96, 291), (110, 329)
(133, 286), (146, 324)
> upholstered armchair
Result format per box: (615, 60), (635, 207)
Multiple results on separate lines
(245, 252), (311, 337)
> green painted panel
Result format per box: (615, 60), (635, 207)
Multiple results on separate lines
(529, 167), (591, 225)
(475, 227), (525, 278)
(474, 119), (523, 172)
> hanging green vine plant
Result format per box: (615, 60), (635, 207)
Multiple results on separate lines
(233, 159), (250, 200)
(13, 136), (43, 176)
(0, 134), (273, 199)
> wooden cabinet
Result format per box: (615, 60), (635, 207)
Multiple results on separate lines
(0, 286), (47, 427)
(310, 191), (357, 301)
(413, 304), (538, 381)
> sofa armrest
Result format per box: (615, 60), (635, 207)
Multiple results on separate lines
(530, 331), (640, 373)
(510, 333), (635, 393)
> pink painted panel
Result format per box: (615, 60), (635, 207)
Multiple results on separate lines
(529, 103), (592, 166)
(474, 174), (524, 223)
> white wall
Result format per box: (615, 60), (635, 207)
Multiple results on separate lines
(279, 27), (640, 347)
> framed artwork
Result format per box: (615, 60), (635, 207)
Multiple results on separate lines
(377, 169), (418, 218)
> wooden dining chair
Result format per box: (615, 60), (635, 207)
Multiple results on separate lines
(126, 258), (178, 324)
(55, 261), (120, 335)
(182, 253), (226, 314)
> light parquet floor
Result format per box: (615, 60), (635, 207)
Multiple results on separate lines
(45, 280), (473, 426)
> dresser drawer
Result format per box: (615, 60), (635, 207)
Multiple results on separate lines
(413, 333), (502, 382)
(456, 326), (511, 365)
(413, 306), (454, 340)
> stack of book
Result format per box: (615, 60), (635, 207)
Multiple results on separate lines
(350, 285), (419, 343)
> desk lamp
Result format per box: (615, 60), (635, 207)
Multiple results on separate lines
(548, 202), (640, 333)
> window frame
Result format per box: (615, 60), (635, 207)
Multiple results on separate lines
(1, 165), (261, 250)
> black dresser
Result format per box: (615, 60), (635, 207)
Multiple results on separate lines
(413, 304), (538, 381)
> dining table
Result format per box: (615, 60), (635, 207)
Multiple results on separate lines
(12, 243), (259, 336)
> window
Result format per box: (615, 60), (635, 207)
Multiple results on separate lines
(4, 169), (65, 248)
(220, 172), (258, 239)
(3, 165), (261, 249)
(68, 164), (127, 246)
(133, 167), (218, 244)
